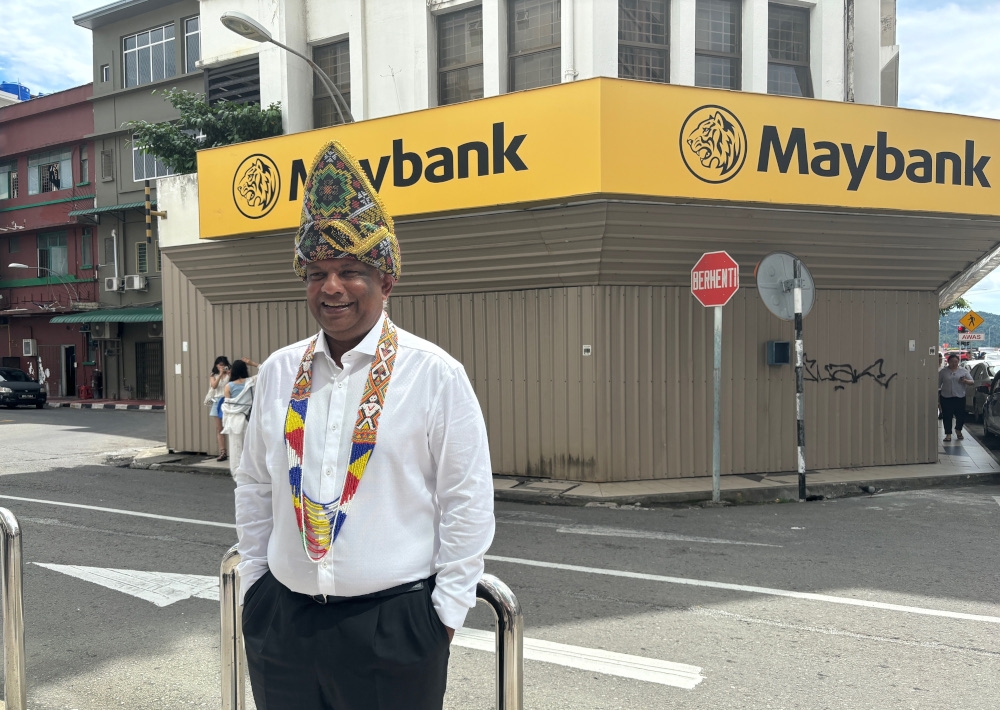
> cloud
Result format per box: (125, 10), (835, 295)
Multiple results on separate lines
(898, 1), (1000, 118)
(0, 0), (94, 96)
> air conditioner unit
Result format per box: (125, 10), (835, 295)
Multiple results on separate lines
(104, 277), (124, 292)
(22, 339), (37, 357)
(91, 322), (120, 340)
(147, 322), (163, 338)
(124, 275), (148, 291)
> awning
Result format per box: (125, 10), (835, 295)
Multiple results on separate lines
(67, 200), (156, 217)
(50, 307), (162, 324)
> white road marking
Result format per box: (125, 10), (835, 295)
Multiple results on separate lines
(497, 519), (779, 547)
(0, 494), (235, 529)
(35, 563), (219, 607)
(993, 496), (1000, 508)
(690, 607), (1000, 659)
(454, 627), (704, 689)
(33, 561), (705, 688)
(485, 555), (1000, 624)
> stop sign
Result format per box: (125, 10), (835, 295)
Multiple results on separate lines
(691, 251), (740, 307)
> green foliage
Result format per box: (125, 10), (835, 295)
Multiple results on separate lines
(939, 296), (972, 318)
(125, 89), (283, 175)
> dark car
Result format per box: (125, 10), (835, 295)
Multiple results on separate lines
(0, 368), (46, 409)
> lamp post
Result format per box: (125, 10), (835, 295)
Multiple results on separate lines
(219, 11), (354, 125)
(8, 263), (80, 308)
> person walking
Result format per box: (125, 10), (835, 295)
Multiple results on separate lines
(221, 359), (256, 477)
(207, 356), (231, 461)
(234, 140), (495, 710)
(939, 353), (974, 442)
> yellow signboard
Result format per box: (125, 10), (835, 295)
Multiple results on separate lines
(960, 310), (984, 332)
(198, 78), (1000, 239)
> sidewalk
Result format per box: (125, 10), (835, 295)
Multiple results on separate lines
(47, 398), (164, 411)
(131, 423), (1000, 506)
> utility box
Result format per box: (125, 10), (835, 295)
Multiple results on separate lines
(767, 341), (791, 366)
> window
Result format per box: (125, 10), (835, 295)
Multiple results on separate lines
(618, 0), (668, 83)
(37, 233), (68, 277)
(313, 40), (351, 128)
(768, 4), (812, 97)
(0, 162), (16, 201)
(438, 7), (484, 105)
(136, 242), (148, 274)
(101, 64), (111, 83)
(27, 151), (71, 195)
(132, 141), (173, 182)
(82, 228), (93, 268)
(205, 57), (261, 105)
(509, 0), (561, 91)
(123, 23), (176, 88)
(184, 17), (200, 73)
(104, 237), (115, 265)
(8, 236), (19, 254)
(696, 0), (740, 89)
(156, 242), (162, 272)
(79, 145), (89, 184)
(101, 149), (114, 181)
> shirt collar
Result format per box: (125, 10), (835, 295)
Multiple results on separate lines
(314, 311), (387, 361)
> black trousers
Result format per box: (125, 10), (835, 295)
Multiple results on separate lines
(243, 571), (450, 710)
(941, 396), (966, 436)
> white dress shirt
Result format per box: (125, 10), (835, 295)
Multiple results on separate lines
(234, 312), (495, 631)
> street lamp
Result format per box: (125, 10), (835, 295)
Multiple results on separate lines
(219, 11), (354, 125)
(8, 263), (80, 307)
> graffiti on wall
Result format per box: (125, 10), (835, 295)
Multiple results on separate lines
(803, 355), (898, 391)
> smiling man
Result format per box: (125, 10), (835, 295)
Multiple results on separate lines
(233, 141), (495, 710)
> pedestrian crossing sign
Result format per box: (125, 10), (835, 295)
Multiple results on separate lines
(960, 310), (984, 332)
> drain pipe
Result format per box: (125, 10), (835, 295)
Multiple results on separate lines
(563, 0), (577, 82)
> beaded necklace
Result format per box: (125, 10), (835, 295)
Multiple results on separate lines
(284, 318), (398, 561)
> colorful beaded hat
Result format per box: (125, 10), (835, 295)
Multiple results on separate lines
(293, 140), (401, 280)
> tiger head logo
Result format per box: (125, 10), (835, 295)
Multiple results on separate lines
(679, 106), (747, 184)
(233, 154), (281, 219)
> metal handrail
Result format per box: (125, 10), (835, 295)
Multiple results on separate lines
(476, 573), (524, 710)
(0, 507), (26, 710)
(219, 545), (244, 710)
(218, 549), (523, 710)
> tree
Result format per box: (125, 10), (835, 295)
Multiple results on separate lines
(125, 89), (282, 175)
(940, 296), (972, 318)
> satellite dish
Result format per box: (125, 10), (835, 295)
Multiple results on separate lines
(755, 252), (815, 321)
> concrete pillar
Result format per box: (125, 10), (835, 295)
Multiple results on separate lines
(671, 0), (696, 85)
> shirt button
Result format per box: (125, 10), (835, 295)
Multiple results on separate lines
(338, 382), (344, 389)
(321, 560), (329, 569)
(331, 423), (338, 431)
(325, 469), (332, 476)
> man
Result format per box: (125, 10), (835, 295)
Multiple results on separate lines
(234, 141), (495, 710)
(938, 353), (974, 442)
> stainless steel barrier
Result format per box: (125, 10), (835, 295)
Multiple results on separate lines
(218, 549), (524, 710)
(476, 573), (524, 710)
(0, 507), (27, 710)
(219, 545), (244, 710)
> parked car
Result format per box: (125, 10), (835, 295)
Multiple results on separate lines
(965, 361), (999, 421)
(982, 373), (1000, 438)
(0, 368), (46, 409)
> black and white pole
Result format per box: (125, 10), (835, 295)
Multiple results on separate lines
(794, 259), (806, 500)
(712, 305), (722, 503)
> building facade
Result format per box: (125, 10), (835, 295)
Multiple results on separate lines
(69, 0), (206, 400)
(0, 84), (101, 397)
(157, 1), (1000, 486)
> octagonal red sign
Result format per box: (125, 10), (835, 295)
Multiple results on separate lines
(691, 251), (740, 307)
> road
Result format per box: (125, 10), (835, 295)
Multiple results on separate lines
(0, 408), (998, 709)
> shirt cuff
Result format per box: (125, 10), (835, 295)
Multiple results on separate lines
(236, 562), (269, 605)
(431, 585), (472, 631)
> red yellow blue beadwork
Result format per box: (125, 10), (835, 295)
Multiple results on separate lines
(284, 318), (399, 561)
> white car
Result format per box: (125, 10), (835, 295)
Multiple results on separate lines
(965, 361), (999, 421)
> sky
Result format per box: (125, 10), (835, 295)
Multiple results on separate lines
(2, 0), (1000, 308)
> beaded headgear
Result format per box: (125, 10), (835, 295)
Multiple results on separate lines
(293, 140), (401, 280)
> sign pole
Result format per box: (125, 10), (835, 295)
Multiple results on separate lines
(712, 305), (722, 503)
(794, 259), (806, 500)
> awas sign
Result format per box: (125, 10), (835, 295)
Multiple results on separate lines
(691, 251), (740, 307)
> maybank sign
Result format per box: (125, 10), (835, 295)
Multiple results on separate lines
(198, 78), (1000, 239)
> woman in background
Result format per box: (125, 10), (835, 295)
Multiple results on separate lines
(207, 356), (231, 461)
(221, 359), (256, 476)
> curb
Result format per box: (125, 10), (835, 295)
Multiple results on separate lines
(48, 402), (164, 411)
(492, 470), (1000, 507)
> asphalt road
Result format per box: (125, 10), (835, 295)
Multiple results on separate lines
(0, 408), (998, 709)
